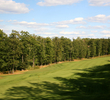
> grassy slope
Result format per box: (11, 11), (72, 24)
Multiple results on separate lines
(0, 56), (110, 100)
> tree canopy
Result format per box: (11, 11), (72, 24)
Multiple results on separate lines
(0, 29), (110, 73)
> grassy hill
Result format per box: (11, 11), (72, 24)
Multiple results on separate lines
(0, 56), (110, 100)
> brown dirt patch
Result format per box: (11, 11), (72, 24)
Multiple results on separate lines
(11, 70), (29, 75)
(0, 77), (2, 79)
(1, 55), (110, 75)
(0, 70), (29, 77)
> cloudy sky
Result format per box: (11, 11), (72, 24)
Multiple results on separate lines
(0, 0), (110, 39)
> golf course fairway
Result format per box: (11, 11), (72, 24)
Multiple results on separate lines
(0, 56), (110, 100)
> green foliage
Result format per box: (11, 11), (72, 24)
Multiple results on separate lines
(0, 29), (110, 72)
(96, 39), (102, 56)
(45, 37), (54, 64)
(108, 38), (110, 54)
(89, 39), (96, 57)
(102, 39), (108, 55)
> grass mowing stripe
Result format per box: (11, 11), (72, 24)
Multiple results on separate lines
(0, 56), (110, 99)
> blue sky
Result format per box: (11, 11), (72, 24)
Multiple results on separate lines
(0, 0), (110, 39)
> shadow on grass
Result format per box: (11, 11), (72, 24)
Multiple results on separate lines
(0, 64), (110, 100)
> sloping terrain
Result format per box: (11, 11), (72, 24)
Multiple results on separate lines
(0, 56), (110, 100)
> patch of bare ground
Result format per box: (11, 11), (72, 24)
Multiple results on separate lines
(0, 70), (28, 76)
(0, 77), (2, 79)
(12, 70), (29, 75)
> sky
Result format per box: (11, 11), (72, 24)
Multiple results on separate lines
(0, 0), (110, 39)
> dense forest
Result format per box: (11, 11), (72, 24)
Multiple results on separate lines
(0, 29), (110, 73)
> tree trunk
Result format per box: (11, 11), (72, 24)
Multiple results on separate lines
(22, 55), (23, 63)
(12, 64), (14, 74)
(55, 55), (57, 64)
(8, 70), (10, 74)
(41, 57), (42, 66)
(12, 56), (14, 74)
(99, 52), (100, 56)
(70, 52), (71, 61)
(33, 57), (35, 68)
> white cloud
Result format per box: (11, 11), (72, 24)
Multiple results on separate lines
(91, 31), (98, 33)
(101, 30), (110, 34)
(10, 20), (49, 28)
(0, 28), (11, 35)
(90, 25), (106, 29)
(89, 0), (110, 6)
(82, 31), (86, 34)
(59, 31), (79, 35)
(47, 35), (59, 38)
(8, 20), (17, 22)
(35, 28), (49, 32)
(101, 30), (110, 38)
(56, 25), (69, 28)
(76, 26), (86, 29)
(37, 0), (82, 6)
(54, 17), (85, 25)
(0, 0), (29, 14)
(87, 14), (110, 22)
(88, 34), (95, 37)
(9, 17), (85, 30)
(35, 32), (55, 35)
(0, 19), (3, 22)
(76, 25), (106, 29)
(44, 32), (53, 35)
(70, 33), (96, 39)
(103, 35), (110, 37)
(42, 32), (53, 35)
(78, 34), (96, 38)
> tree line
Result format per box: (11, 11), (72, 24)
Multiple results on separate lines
(0, 29), (110, 73)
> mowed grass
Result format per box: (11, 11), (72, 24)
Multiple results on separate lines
(0, 56), (110, 100)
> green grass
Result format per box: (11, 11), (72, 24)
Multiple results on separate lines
(0, 56), (110, 100)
